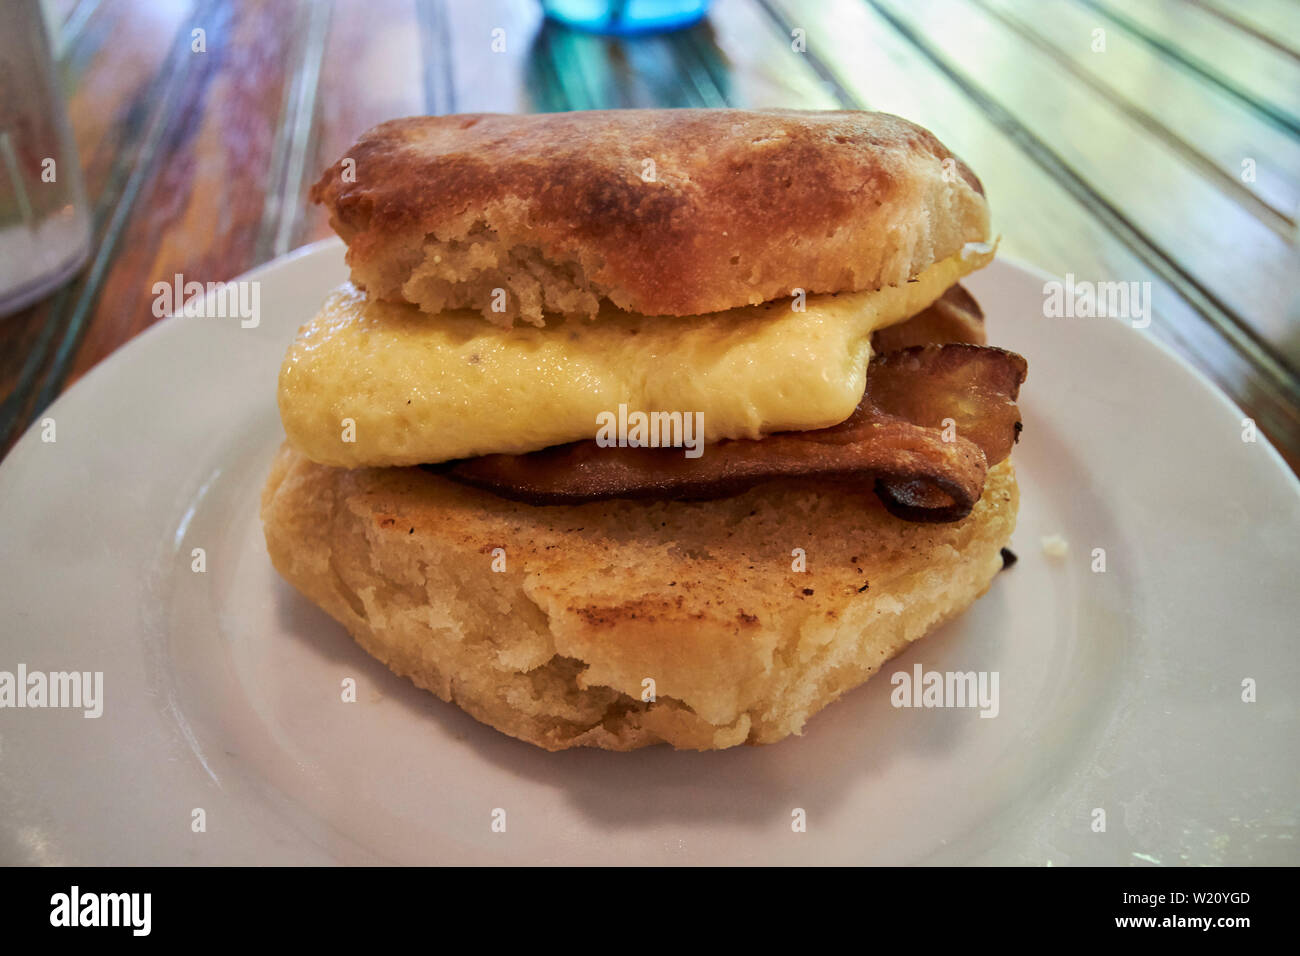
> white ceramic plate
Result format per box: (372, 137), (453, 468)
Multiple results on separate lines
(1, 239), (1296, 865)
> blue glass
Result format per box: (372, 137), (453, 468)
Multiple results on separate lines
(540, 0), (710, 36)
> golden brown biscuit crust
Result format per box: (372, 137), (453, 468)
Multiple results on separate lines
(261, 445), (1018, 750)
(311, 110), (991, 325)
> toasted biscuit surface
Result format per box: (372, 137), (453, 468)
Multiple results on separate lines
(261, 446), (1018, 750)
(311, 110), (991, 325)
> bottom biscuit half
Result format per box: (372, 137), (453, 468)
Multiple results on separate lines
(261, 444), (1018, 751)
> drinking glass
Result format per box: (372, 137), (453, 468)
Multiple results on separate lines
(0, 0), (92, 317)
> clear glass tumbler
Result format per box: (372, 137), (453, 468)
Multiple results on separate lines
(0, 0), (92, 317)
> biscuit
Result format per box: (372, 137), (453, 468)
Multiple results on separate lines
(261, 445), (1018, 750)
(311, 110), (991, 326)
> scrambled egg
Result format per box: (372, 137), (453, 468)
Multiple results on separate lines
(277, 247), (993, 467)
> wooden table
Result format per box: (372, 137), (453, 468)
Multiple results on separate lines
(3, 0), (1298, 470)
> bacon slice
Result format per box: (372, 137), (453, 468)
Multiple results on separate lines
(436, 343), (1026, 523)
(868, 344), (1025, 520)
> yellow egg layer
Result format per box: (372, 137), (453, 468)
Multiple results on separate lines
(277, 246), (993, 467)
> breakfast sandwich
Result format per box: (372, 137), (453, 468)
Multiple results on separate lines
(261, 109), (1027, 751)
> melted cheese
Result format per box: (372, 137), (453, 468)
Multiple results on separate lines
(278, 246), (993, 467)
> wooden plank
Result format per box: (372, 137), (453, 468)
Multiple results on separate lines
(1183, 0), (1300, 61)
(761, 0), (1300, 467)
(415, 0), (455, 114)
(1077, 0), (1300, 134)
(0, 289), (69, 452)
(871, 0), (1300, 376)
(45, 0), (88, 25)
(49, 0), (99, 57)
(704, 0), (842, 108)
(61, 0), (301, 386)
(299, 0), (425, 244)
(61, 0), (197, 196)
(254, 0), (332, 261)
(442, 0), (542, 114)
(979, 0), (1300, 232)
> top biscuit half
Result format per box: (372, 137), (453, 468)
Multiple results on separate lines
(310, 109), (992, 327)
